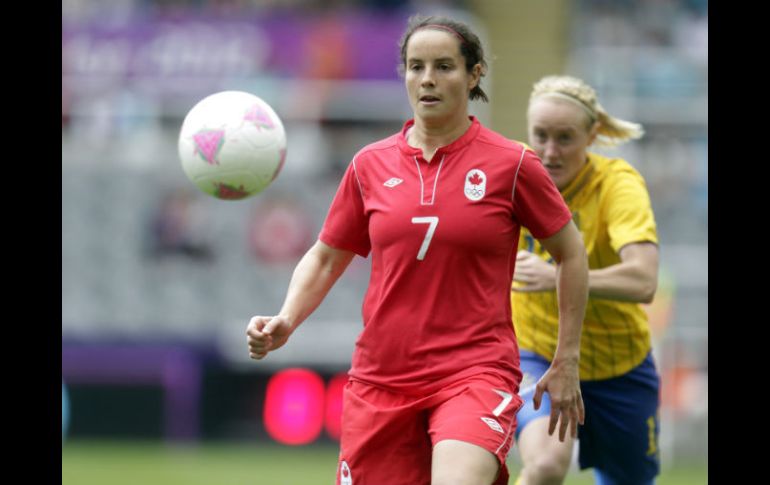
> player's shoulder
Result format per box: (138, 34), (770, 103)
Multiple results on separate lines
(590, 153), (650, 201)
(474, 125), (536, 162)
(475, 125), (526, 153)
(353, 134), (400, 161)
(591, 153), (645, 183)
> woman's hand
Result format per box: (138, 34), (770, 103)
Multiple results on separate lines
(513, 250), (557, 292)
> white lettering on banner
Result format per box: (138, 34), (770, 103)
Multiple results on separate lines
(62, 24), (269, 81)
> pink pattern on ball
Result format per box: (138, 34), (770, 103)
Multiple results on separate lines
(244, 104), (275, 130)
(193, 129), (225, 165)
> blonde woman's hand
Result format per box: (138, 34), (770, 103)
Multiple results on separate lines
(513, 250), (557, 292)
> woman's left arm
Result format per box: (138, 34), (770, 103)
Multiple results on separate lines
(531, 221), (589, 441)
(514, 241), (659, 303)
(588, 242), (658, 303)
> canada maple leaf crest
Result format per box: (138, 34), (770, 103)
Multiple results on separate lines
(468, 172), (484, 185)
(464, 169), (486, 202)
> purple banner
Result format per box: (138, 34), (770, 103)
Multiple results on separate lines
(62, 12), (409, 86)
(63, 344), (202, 442)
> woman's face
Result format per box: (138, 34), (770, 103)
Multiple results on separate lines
(404, 29), (479, 124)
(527, 97), (597, 190)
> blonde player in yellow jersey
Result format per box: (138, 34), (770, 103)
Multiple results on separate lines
(511, 75), (660, 485)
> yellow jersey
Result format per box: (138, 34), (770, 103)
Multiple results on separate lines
(511, 152), (658, 380)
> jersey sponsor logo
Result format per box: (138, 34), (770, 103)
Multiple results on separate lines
(464, 169), (486, 201)
(340, 460), (353, 485)
(480, 416), (505, 433)
(383, 177), (403, 188)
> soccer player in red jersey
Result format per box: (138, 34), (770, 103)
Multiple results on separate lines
(247, 15), (589, 485)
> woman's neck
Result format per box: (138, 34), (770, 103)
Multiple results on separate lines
(408, 115), (471, 162)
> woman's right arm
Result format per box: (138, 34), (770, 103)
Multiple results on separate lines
(246, 240), (355, 360)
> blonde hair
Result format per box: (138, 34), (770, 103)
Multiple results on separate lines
(529, 75), (644, 147)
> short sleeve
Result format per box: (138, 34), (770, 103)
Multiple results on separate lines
(512, 149), (573, 239)
(318, 159), (371, 257)
(604, 170), (658, 252)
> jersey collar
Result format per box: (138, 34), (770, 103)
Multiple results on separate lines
(561, 154), (596, 203)
(397, 116), (481, 158)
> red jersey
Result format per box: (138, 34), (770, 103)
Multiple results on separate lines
(319, 117), (571, 395)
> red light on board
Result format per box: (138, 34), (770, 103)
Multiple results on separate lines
(324, 372), (348, 440)
(263, 368), (325, 445)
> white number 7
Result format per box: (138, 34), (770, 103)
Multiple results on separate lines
(492, 390), (513, 416)
(411, 216), (439, 261)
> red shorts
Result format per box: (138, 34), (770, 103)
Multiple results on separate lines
(336, 373), (523, 485)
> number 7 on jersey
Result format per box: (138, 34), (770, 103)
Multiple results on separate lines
(411, 216), (439, 261)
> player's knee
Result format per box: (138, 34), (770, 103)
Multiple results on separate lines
(432, 476), (492, 485)
(432, 439), (500, 485)
(432, 479), (463, 485)
(431, 463), (499, 485)
(521, 455), (570, 484)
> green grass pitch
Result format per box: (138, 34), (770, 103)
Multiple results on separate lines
(62, 440), (707, 485)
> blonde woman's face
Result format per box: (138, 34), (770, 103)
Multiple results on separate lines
(527, 97), (597, 191)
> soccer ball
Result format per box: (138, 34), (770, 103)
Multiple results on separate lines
(178, 91), (287, 200)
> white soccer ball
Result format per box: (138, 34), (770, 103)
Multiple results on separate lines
(178, 91), (287, 200)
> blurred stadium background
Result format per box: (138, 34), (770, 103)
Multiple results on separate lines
(62, 0), (707, 483)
